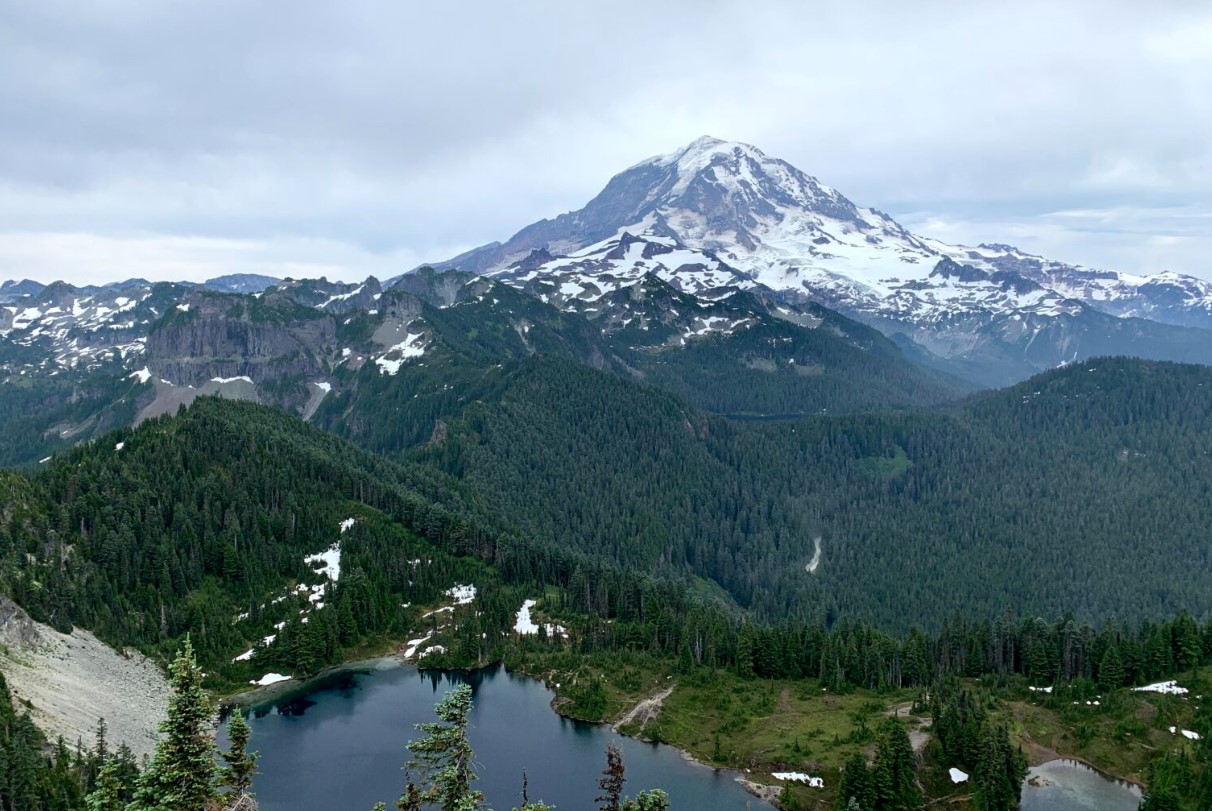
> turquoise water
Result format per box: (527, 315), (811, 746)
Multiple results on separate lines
(1020, 759), (1141, 811)
(232, 662), (773, 811)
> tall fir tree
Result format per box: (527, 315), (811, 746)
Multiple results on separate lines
(221, 712), (259, 798)
(129, 638), (220, 811)
(404, 684), (482, 811)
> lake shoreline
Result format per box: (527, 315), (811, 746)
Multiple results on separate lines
(222, 650), (778, 805)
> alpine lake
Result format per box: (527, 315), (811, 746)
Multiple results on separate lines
(227, 661), (1143, 811)
(227, 661), (774, 811)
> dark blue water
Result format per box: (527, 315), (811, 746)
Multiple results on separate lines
(231, 661), (771, 811)
(1020, 759), (1141, 811)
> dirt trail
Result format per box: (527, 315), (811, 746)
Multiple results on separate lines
(886, 701), (932, 753)
(614, 684), (675, 732)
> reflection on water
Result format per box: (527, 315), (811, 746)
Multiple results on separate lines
(227, 662), (772, 811)
(1021, 759), (1141, 811)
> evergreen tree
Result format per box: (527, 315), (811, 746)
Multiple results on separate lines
(221, 712), (259, 798)
(872, 717), (919, 811)
(597, 742), (626, 811)
(404, 684), (482, 811)
(84, 758), (126, 811)
(1100, 644), (1125, 690)
(837, 752), (874, 811)
(129, 638), (220, 811)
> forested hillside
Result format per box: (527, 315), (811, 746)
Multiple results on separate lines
(403, 355), (1212, 631)
(8, 354), (1211, 670)
(0, 398), (582, 682)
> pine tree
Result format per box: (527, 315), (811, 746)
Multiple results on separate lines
(405, 684), (482, 811)
(84, 758), (125, 811)
(1099, 644), (1125, 690)
(837, 751), (874, 811)
(129, 637), (220, 811)
(597, 742), (626, 811)
(221, 712), (259, 798)
(873, 717), (920, 811)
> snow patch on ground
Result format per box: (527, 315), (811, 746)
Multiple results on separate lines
(513, 600), (566, 637)
(773, 773), (824, 787)
(1029, 686), (1053, 693)
(445, 584), (476, 605)
(375, 333), (426, 375)
(250, 673), (291, 687)
(129, 367), (152, 383)
(339, 517), (355, 533)
(211, 375), (254, 384)
(1170, 726), (1202, 740)
(949, 768), (969, 784)
(1136, 680), (1189, 695)
(404, 633), (433, 659)
(304, 543), (341, 582)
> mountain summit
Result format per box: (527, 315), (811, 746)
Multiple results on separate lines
(431, 137), (1212, 385)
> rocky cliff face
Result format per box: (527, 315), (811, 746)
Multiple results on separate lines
(145, 292), (337, 409)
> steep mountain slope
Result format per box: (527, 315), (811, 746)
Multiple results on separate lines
(431, 136), (1212, 384)
(1, 397), (579, 685)
(2, 260), (959, 466)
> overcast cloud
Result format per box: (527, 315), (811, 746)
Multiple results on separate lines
(1, 0), (1209, 284)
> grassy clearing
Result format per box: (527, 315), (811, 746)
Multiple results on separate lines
(1001, 666), (1210, 784)
(510, 651), (925, 808)
(508, 654), (1211, 810)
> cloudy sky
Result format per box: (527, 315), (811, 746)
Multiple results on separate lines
(2, 0), (1210, 284)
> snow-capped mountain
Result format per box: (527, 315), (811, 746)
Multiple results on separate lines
(0, 280), (186, 374)
(431, 136), (1212, 384)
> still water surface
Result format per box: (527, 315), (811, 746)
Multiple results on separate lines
(1020, 759), (1141, 811)
(235, 661), (773, 811)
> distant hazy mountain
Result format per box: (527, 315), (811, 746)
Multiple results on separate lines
(202, 273), (282, 294)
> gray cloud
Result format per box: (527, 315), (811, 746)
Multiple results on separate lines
(1, 0), (1209, 283)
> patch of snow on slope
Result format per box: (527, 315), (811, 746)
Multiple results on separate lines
(514, 600), (540, 634)
(1169, 726), (1202, 740)
(773, 773), (824, 788)
(339, 517), (355, 533)
(404, 633), (433, 659)
(375, 333), (426, 375)
(250, 673), (291, 687)
(129, 367), (152, 383)
(949, 768), (969, 784)
(304, 543), (341, 582)
(445, 585), (476, 605)
(1136, 681), (1189, 695)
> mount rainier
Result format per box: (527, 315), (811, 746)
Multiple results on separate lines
(433, 136), (1212, 385)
